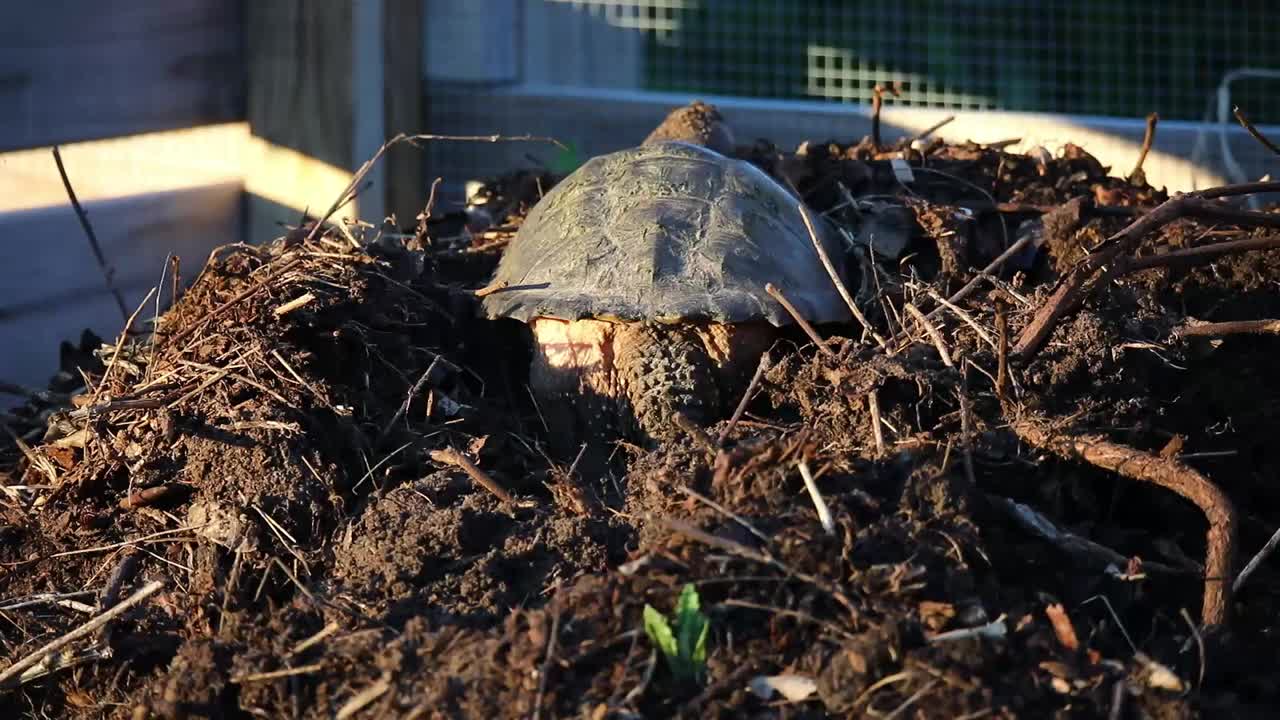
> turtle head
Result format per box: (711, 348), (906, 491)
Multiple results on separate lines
(526, 317), (774, 449)
(643, 101), (735, 156)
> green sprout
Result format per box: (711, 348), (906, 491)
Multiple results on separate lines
(642, 583), (709, 683)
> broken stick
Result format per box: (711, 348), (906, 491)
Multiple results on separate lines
(870, 83), (900, 151)
(1128, 112), (1159, 182)
(430, 447), (532, 510)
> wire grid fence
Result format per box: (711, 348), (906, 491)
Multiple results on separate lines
(542, 0), (1280, 124)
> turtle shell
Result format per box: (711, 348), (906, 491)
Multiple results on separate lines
(481, 141), (850, 326)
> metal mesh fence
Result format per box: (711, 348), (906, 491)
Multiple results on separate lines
(539, 0), (1280, 123)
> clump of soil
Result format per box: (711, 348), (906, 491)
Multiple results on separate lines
(3, 124), (1280, 719)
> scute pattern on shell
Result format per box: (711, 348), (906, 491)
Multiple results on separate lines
(482, 141), (850, 326)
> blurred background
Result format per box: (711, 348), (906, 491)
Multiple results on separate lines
(523, 1), (1280, 119)
(423, 0), (1279, 184)
(1, 0), (1278, 387)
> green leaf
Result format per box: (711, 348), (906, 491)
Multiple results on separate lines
(675, 583), (701, 618)
(691, 614), (709, 667)
(643, 585), (710, 683)
(674, 584), (709, 680)
(643, 604), (678, 659)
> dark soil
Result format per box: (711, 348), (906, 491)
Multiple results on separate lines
(3, 124), (1280, 719)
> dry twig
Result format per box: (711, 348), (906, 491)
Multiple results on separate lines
(336, 674), (392, 720)
(415, 176), (444, 245)
(99, 288), (158, 392)
(273, 292), (316, 316)
(987, 495), (1185, 577)
(680, 486), (771, 546)
(797, 460), (836, 535)
(0, 580), (164, 687)
(720, 598), (855, 640)
(1233, 106), (1280, 157)
(764, 283), (834, 357)
(1234, 524), (1280, 593)
(870, 83), (900, 150)
(430, 448), (532, 510)
(532, 590), (562, 720)
(1176, 318), (1280, 338)
(1124, 233), (1280, 272)
(957, 364), (977, 487)
(923, 287), (995, 349)
(912, 115), (955, 142)
(0, 591), (96, 613)
(995, 303), (1010, 407)
(904, 303), (954, 367)
(1128, 112), (1159, 181)
(651, 514), (859, 619)
(378, 358), (443, 443)
(166, 257), (303, 347)
(887, 229), (1039, 353)
(52, 146), (128, 322)
(307, 132), (564, 245)
(233, 664), (324, 683)
(799, 203), (885, 347)
(867, 391), (886, 455)
(717, 350), (771, 446)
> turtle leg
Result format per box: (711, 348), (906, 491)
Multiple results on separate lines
(614, 323), (721, 444)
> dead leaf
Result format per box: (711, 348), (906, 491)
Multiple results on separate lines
(747, 674), (818, 702)
(918, 600), (956, 632)
(1045, 603), (1080, 651)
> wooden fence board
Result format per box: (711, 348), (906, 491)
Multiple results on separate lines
(245, 0), (426, 240)
(0, 182), (243, 386)
(0, 1), (244, 151)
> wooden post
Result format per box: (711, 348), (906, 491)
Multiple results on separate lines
(383, 0), (426, 227)
(244, 0), (424, 242)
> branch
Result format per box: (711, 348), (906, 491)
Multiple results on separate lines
(430, 447), (533, 511)
(1123, 233), (1280, 272)
(1012, 418), (1236, 628)
(1013, 182), (1280, 361)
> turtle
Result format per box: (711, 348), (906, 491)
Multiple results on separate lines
(481, 102), (851, 444)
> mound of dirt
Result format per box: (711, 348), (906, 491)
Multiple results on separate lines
(4, 125), (1280, 719)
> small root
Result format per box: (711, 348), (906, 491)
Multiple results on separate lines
(1012, 416), (1237, 628)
